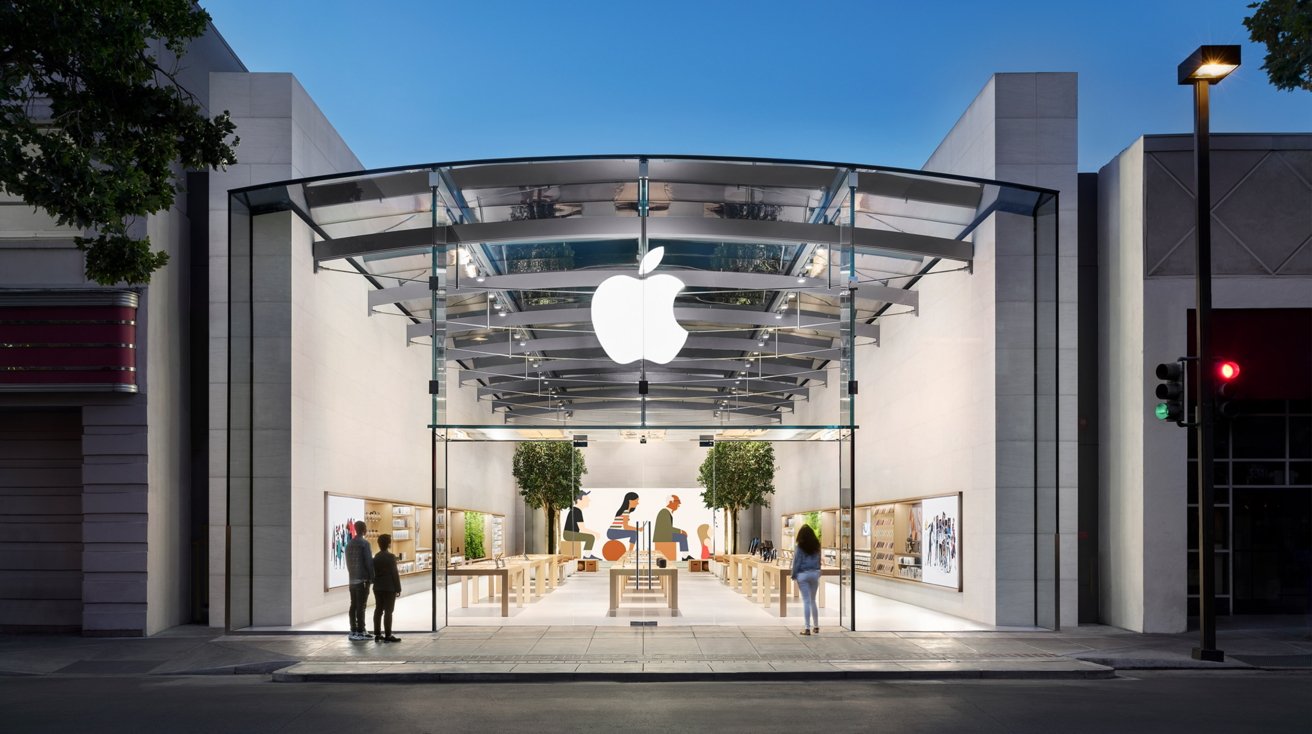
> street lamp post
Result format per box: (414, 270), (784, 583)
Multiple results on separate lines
(1177, 44), (1240, 664)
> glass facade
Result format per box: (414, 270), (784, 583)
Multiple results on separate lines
(226, 155), (1059, 633)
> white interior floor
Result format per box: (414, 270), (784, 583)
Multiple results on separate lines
(279, 566), (991, 633)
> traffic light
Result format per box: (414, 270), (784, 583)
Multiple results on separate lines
(1215, 360), (1241, 420)
(1155, 360), (1187, 424)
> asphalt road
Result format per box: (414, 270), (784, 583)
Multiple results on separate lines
(4, 672), (1309, 733)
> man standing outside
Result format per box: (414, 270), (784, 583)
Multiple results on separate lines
(655, 495), (693, 561)
(345, 519), (375, 641)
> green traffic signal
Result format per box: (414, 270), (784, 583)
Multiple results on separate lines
(1154, 360), (1187, 424)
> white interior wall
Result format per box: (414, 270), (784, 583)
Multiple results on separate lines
(288, 221), (434, 625)
(443, 380), (520, 554)
(852, 244), (1000, 623)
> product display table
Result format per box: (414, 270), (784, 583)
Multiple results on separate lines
(607, 566), (679, 615)
(522, 554), (570, 595)
(726, 554), (754, 593)
(741, 557), (841, 617)
(446, 563), (528, 617)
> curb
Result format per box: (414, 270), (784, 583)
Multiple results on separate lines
(157, 660), (301, 676)
(271, 664), (1117, 684)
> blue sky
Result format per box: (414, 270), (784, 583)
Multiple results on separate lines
(204, 0), (1310, 172)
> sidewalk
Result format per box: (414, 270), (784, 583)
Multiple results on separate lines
(0, 622), (1307, 683)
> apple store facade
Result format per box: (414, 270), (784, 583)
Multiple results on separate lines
(225, 155), (1064, 633)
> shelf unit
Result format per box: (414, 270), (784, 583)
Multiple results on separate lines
(360, 499), (434, 578)
(775, 495), (961, 590)
(779, 509), (840, 553)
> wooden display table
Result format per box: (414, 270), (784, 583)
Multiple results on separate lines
(742, 557), (841, 617)
(513, 555), (557, 598)
(608, 566), (679, 615)
(446, 563), (527, 617)
(524, 553), (571, 590)
(726, 554), (756, 594)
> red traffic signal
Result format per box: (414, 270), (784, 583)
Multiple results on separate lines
(1217, 360), (1241, 382)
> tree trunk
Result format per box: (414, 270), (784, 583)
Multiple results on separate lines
(730, 509), (739, 554)
(546, 504), (557, 555)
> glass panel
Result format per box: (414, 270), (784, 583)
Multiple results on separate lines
(1231, 416), (1286, 458)
(1290, 417), (1311, 458)
(431, 187), (448, 631)
(1232, 462), (1287, 486)
(838, 174), (856, 632)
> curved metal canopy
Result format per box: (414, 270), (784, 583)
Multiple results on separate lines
(231, 155), (1053, 426)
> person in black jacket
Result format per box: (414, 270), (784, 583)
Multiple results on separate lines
(372, 534), (402, 642)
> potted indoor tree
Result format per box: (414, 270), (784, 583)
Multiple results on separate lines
(697, 441), (776, 554)
(513, 441), (587, 554)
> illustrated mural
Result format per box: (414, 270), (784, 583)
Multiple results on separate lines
(920, 494), (960, 588)
(561, 487), (714, 563)
(326, 494), (366, 589)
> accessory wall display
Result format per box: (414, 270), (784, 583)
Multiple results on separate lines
(324, 493), (437, 590)
(782, 494), (962, 591)
(858, 493), (961, 590)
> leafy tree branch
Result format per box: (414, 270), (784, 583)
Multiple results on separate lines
(0, 0), (240, 285)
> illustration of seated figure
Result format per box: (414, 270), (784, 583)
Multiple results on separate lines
(653, 495), (691, 562)
(697, 523), (711, 560)
(562, 491), (600, 560)
(603, 492), (641, 561)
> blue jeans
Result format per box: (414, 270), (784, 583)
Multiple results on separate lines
(668, 531), (689, 552)
(607, 528), (639, 544)
(794, 570), (820, 628)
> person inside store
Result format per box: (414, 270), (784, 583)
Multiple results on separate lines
(654, 495), (694, 561)
(345, 519), (375, 641)
(563, 491), (602, 560)
(791, 524), (822, 636)
(372, 533), (402, 643)
(607, 492), (642, 547)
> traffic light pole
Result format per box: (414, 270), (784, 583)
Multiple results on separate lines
(1191, 79), (1223, 663)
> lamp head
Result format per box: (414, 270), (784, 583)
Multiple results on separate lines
(1178, 45), (1241, 85)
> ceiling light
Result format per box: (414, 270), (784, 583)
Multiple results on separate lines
(797, 276), (806, 284)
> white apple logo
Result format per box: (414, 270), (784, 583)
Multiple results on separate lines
(591, 247), (687, 364)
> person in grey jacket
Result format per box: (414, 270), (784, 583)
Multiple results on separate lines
(345, 520), (375, 641)
(790, 524), (822, 635)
